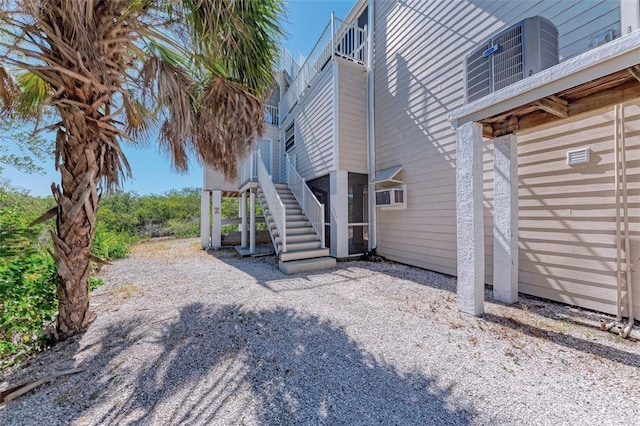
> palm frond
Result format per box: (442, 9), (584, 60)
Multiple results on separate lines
(16, 71), (51, 115)
(193, 76), (265, 179)
(0, 66), (19, 113)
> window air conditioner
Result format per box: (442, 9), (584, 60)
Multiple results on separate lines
(375, 185), (406, 209)
(465, 16), (559, 103)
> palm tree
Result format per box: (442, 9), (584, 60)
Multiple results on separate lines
(0, 0), (283, 340)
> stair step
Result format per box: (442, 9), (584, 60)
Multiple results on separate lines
(275, 233), (318, 243)
(274, 183), (288, 189)
(280, 247), (331, 262)
(285, 214), (307, 221)
(278, 240), (322, 252)
(272, 226), (314, 236)
(285, 220), (311, 228)
(279, 256), (336, 274)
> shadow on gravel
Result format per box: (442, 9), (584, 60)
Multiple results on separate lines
(482, 312), (640, 368)
(79, 303), (475, 425)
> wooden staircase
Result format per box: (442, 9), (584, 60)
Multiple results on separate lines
(258, 183), (336, 274)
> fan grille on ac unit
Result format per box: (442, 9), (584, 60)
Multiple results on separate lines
(493, 25), (523, 91)
(464, 17), (558, 103)
(466, 43), (491, 102)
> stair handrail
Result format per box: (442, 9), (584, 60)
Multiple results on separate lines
(286, 154), (325, 247)
(256, 150), (286, 253)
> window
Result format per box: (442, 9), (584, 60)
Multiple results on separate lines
(285, 122), (295, 152)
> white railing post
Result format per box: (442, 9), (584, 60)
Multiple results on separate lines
(331, 12), (335, 55)
(302, 178), (306, 211)
(320, 203), (325, 247)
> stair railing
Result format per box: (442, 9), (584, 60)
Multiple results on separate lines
(257, 150), (287, 253)
(286, 154), (325, 247)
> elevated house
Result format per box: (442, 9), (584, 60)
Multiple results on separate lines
(202, 0), (640, 325)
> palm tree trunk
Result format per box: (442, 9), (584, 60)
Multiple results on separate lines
(51, 110), (101, 340)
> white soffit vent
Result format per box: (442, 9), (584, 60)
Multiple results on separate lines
(567, 148), (590, 165)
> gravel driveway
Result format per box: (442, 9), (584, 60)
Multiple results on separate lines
(1, 238), (639, 425)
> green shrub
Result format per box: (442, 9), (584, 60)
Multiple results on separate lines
(166, 218), (199, 238)
(0, 190), (58, 365)
(92, 224), (134, 261)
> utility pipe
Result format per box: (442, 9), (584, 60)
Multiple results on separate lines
(366, 0), (377, 251)
(619, 105), (635, 337)
(603, 105), (624, 331)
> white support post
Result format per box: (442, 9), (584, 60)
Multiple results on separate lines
(456, 122), (485, 315)
(241, 191), (248, 248)
(493, 134), (519, 304)
(211, 190), (222, 249)
(330, 170), (348, 258)
(200, 190), (211, 249)
(250, 188), (256, 254)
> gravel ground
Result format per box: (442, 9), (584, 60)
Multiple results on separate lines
(1, 238), (639, 425)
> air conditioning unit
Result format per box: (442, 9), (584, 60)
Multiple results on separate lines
(465, 16), (559, 103)
(375, 185), (406, 210)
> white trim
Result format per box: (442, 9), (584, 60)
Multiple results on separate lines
(367, 0), (376, 251)
(371, 165), (403, 185)
(448, 31), (640, 128)
(621, 0), (640, 35)
(333, 59), (340, 170)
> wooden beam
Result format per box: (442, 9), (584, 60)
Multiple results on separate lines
(482, 123), (494, 139)
(534, 96), (568, 118)
(515, 79), (640, 134)
(629, 65), (640, 82)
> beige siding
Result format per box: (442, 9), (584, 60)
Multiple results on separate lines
(374, 0), (632, 315)
(203, 166), (239, 192)
(337, 58), (368, 173)
(284, 64), (335, 181)
(512, 105), (640, 318)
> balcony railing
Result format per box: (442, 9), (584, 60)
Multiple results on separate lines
(239, 150), (259, 186)
(281, 14), (367, 116)
(264, 104), (278, 126)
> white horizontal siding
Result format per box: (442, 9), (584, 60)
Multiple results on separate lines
(337, 58), (368, 173)
(203, 165), (239, 192)
(374, 0), (634, 317)
(284, 64), (335, 181)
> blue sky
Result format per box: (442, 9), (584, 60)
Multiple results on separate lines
(1, 0), (355, 197)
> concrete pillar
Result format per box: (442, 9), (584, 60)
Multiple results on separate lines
(200, 190), (211, 249)
(211, 190), (222, 248)
(241, 191), (247, 248)
(493, 134), (519, 304)
(250, 188), (256, 254)
(456, 122), (485, 315)
(330, 170), (348, 257)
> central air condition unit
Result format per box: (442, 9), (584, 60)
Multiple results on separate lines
(465, 16), (559, 103)
(375, 185), (406, 209)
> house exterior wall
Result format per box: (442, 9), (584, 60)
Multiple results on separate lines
(515, 104), (640, 318)
(337, 58), (368, 173)
(373, 0), (636, 316)
(203, 166), (239, 192)
(282, 63), (336, 181)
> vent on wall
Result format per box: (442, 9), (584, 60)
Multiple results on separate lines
(465, 16), (559, 103)
(567, 148), (590, 165)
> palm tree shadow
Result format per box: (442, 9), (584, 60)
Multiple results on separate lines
(82, 303), (475, 425)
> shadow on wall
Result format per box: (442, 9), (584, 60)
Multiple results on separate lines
(75, 303), (474, 424)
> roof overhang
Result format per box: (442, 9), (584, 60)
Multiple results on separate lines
(448, 31), (640, 139)
(371, 165), (403, 185)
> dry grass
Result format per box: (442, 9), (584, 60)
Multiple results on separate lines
(106, 284), (143, 299)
